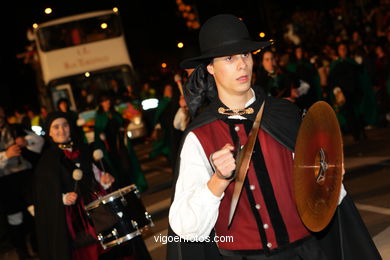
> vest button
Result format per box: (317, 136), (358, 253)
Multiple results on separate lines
(263, 224), (269, 229)
(250, 185), (255, 190)
(267, 242), (272, 248)
(234, 126), (240, 132)
(255, 204), (261, 210)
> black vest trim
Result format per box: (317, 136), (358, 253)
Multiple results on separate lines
(242, 122), (290, 247)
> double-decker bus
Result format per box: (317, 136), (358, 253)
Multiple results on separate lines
(33, 8), (145, 141)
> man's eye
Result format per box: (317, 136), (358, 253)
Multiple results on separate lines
(225, 56), (232, 61)
(242, 53), (249, 57)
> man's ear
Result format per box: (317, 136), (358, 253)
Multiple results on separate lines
(207, 64), (214, 75)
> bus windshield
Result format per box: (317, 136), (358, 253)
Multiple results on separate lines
(49, 65), (137, 112)
(37, 13), (122, 51)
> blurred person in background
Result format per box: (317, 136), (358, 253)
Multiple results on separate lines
(14, 108), (31, 131)
(139, 82), (156, 101)
(371, 44), (390, 126)
(108, 79), (124, 105)
(329, 42), (377, 140)
(77, 88), (96, 112)
(0, 106), (44, 259)
(149, 83), (177, 164)
(255, 51), (292, 98)
(94, 94), (148, 192)
(286, 46), (322, 109)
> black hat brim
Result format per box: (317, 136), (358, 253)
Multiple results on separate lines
(180, 40), (272, 69)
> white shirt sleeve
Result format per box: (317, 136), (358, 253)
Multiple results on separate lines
(173, 108), (189, 131)
(169, 132), (223, 240)
(338, 183), (347, 205)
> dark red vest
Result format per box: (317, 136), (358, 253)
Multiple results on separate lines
(192, 120), (309, 253)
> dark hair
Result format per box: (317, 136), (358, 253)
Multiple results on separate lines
(96, 93), (115, 114)
(56, 98), (70, 110)
(183, 63), (217, 118)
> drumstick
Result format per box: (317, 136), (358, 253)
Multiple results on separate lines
(93, 149), (106, 176)
(72, 169), (83, 192)
(174, 73), (184, 96)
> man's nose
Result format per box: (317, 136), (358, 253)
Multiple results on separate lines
(237, 56), (247, 69)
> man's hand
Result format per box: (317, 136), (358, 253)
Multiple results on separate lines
(64, 192), (78, 205)
(5, 144), (21, 159)
(211, 143), (236, 179)
(208, 144), (236, 197)
(15, 137), (27, 148)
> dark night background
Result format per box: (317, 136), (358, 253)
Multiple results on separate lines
(0, 0), (364, 112)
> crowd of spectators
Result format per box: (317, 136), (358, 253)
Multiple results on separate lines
(251, 0), (389, 140)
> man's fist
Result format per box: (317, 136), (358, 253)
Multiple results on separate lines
(211, 143), (236, 179)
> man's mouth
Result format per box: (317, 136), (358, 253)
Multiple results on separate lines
(237, 75), (249, 83)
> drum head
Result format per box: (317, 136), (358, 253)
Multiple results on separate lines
(85, 184), (137, 210)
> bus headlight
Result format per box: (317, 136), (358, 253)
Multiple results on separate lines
(141, 98), (159, 110)
(31, 126), (43, 136)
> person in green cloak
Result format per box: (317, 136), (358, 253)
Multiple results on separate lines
(329, 42), (377, 141)
(94, 94), (148, 192)
(286, 46), (322, 109)
(149, 83), (175, 162)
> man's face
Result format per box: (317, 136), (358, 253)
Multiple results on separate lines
(207, 52), (253, 98)
(49, 118), (71, 144)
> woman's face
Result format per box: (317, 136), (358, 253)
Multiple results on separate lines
(262, 51), (276, 72)
(101, 99), (111, 112)
(49, 118), (71, 143)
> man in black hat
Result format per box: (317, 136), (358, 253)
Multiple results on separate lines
(167, 14), (380, 260)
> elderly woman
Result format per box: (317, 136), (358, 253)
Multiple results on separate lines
(33, 112), (115, 260)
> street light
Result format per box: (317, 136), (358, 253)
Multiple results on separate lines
(177, 42), (184, 48)
(259, 32), (265, 38)
(44, 8), (52, 15)
(101, 23), (108, 29)
(161, 63), (167, 69)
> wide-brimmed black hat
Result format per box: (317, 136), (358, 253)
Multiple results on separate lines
(180, 14), (272, 69)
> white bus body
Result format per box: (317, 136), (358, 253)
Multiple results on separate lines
(33, 9), (145, 140)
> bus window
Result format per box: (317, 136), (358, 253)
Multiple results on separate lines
(37, 14), (122, 51)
